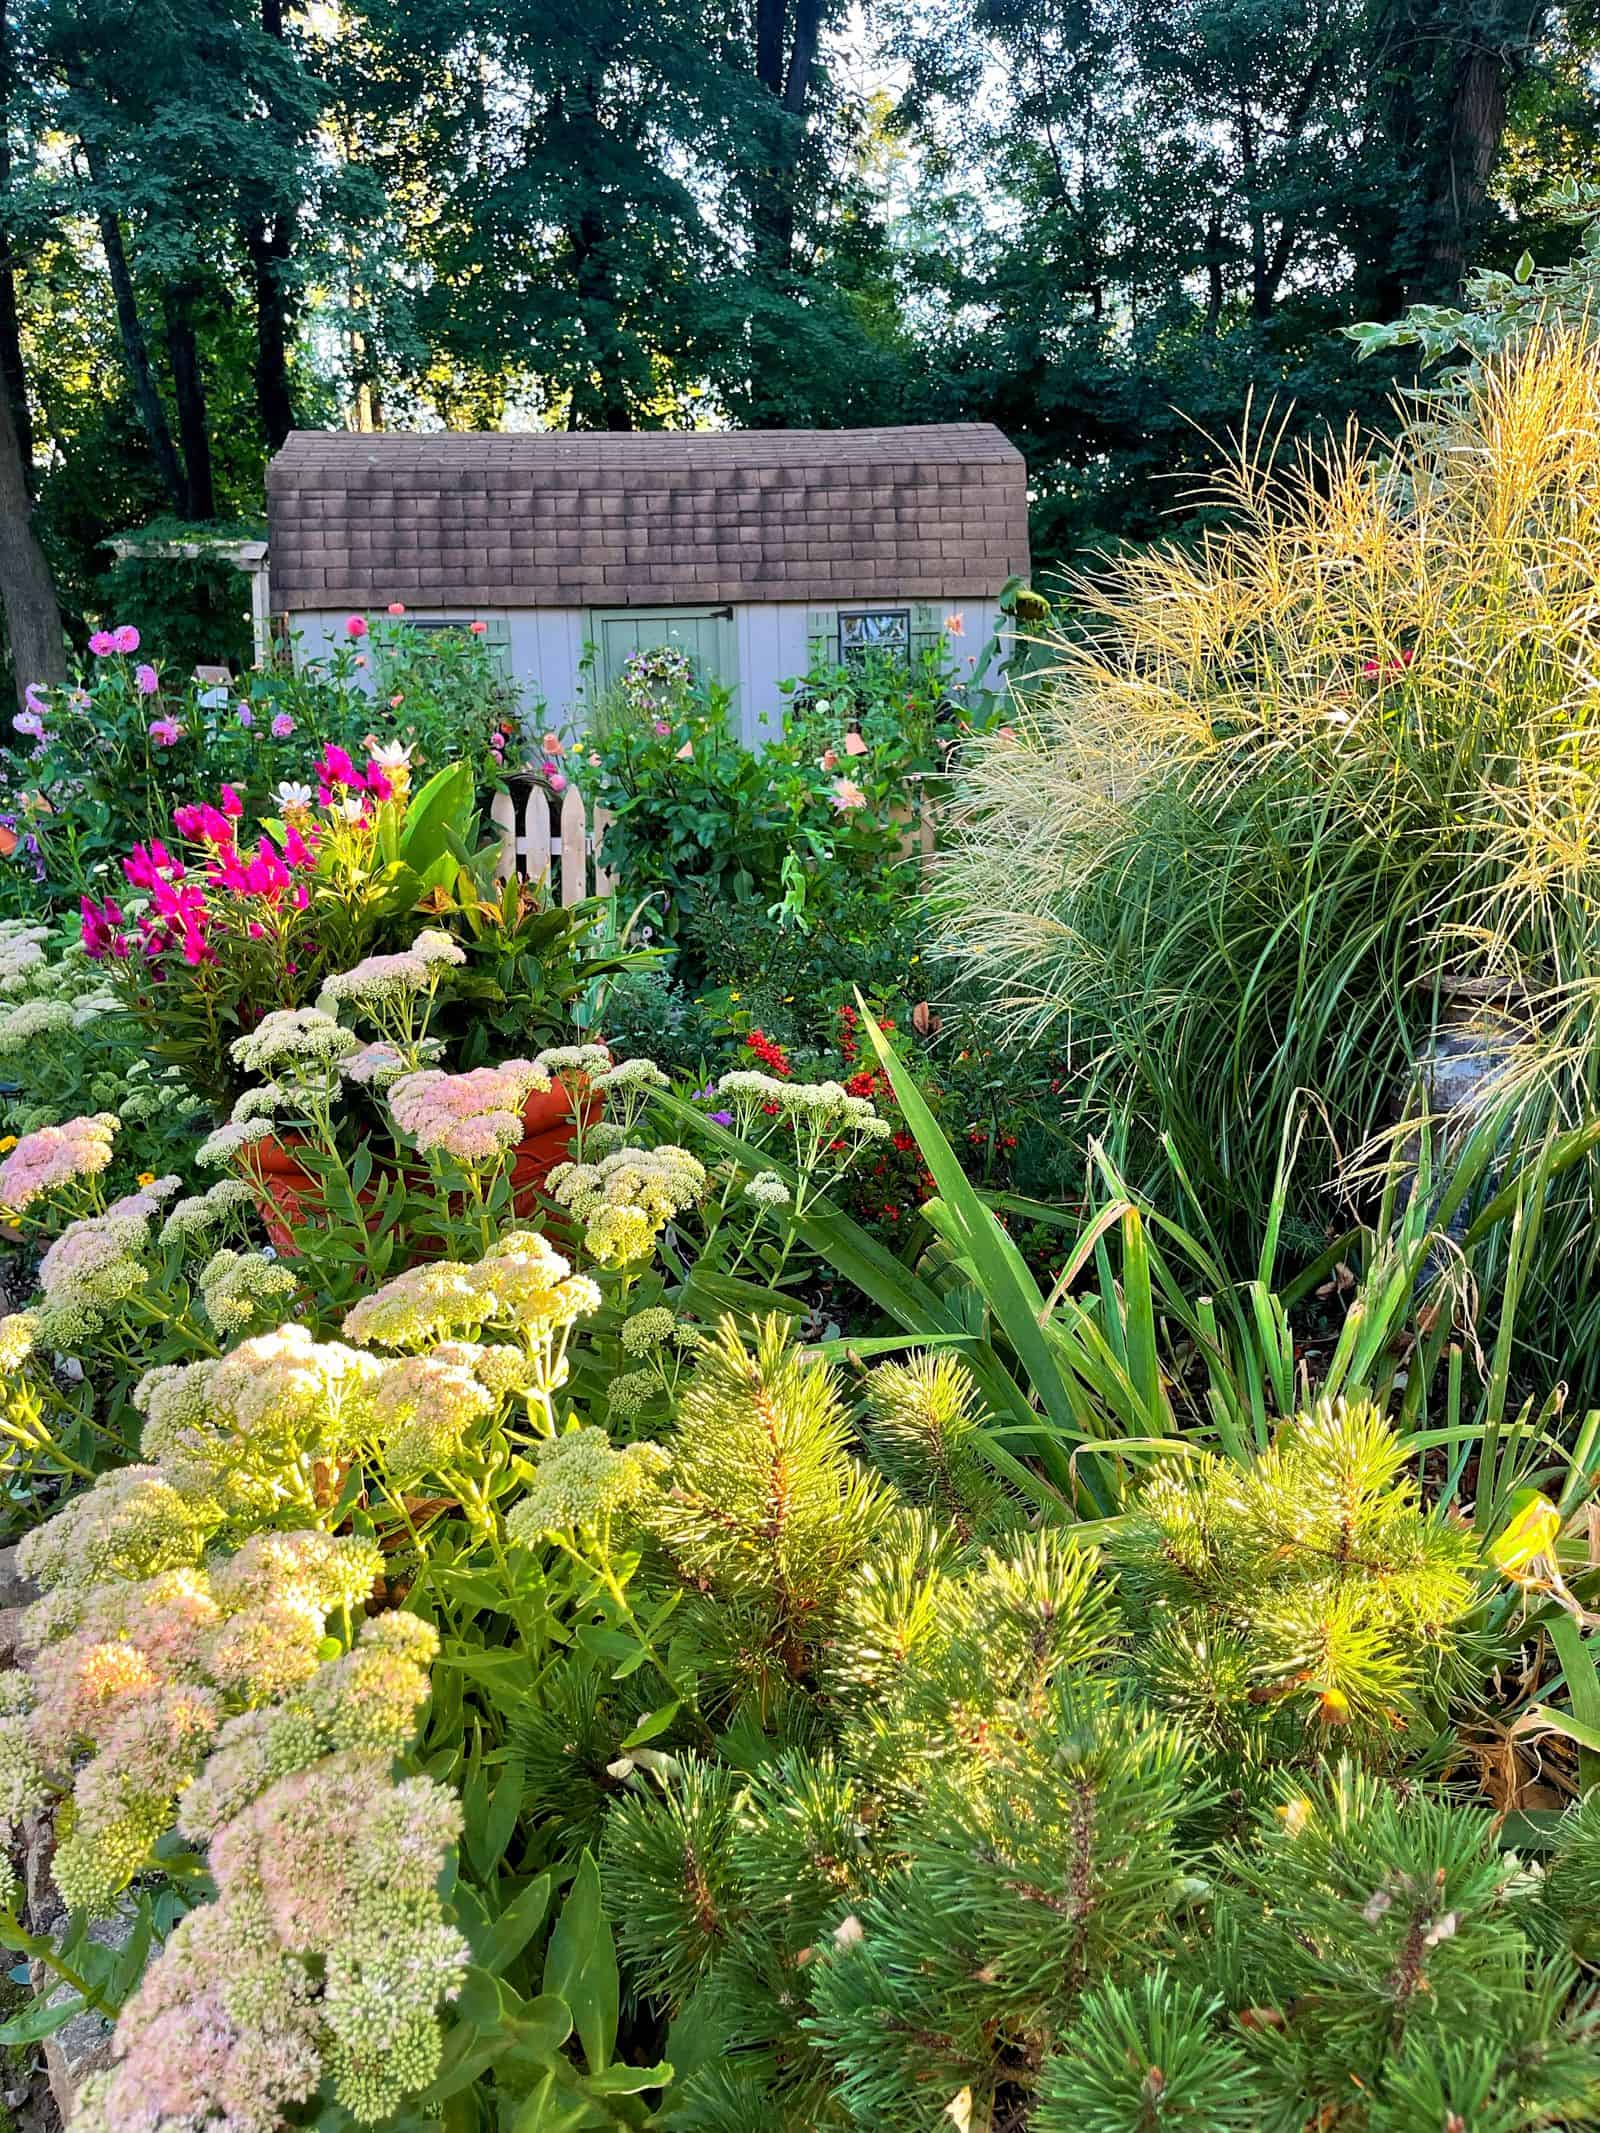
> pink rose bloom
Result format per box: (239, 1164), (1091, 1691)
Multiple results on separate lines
(271, 712), (294, 739)
(148, 717), (182, 746)
(88, 631), (116, 657)
(113, 624), (140, 653)
(548, 771), (567, 794)
(468, 619), (487, 635)
(831, 777), (867, 812)
(387, 602), (406, 616)
(135, 663), (160, 695)
(346, 615), (368, 639)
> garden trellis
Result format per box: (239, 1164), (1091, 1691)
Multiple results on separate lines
(492, 772), (941, 904)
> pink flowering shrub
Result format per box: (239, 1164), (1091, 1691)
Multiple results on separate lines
(78, 754), (475, 1108)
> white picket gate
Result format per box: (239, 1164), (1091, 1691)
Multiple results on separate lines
(491, 773), (939, 903)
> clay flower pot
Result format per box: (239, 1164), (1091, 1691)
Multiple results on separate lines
(509, 1077), (595, 1215)
(243, 1079), (595, 1252)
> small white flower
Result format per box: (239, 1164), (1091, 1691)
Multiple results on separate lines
(275, 780), (314, 811)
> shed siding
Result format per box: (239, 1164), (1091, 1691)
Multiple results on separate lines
(287, 596), (1014, 748)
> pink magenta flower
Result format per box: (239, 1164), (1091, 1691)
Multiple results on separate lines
(113, 624), (141, 653)
(318, 744), (364, 791)
(365, 760), (393, 800)
(548, 771), (567, 793)
(271, 712), (294, 739)
(23, 683), (49, 716)
(80, 894), (124, 961)
(88, 631), (116, 657)
(653, 720), (670, 737)
(346, 615), (368, 639)
(282, 823), (313, 869)
(220, 785), (244, 819)
(468, 620), (486, 635)
(387, 602), (406, 616)
(148, 717), (182, 746)
(135, 663), (160, 695)
(831, 777), (868, 812)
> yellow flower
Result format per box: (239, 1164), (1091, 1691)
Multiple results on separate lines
(728, 992), (741, 1002)
(137, 1172), (156, 1187)
(0, 1137), (15, 1155)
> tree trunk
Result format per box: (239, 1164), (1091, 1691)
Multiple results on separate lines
(243, 214), (296, 450)
(748, 0), (823, 278)
(0, 375), (64, 700)
(1359, 0), (1549, 310)
(0, 0), (30, 485)
(1203, 203), (1225, 333)
(568, 208), (633, 431)
(243, 0), (298, 451)
(162, 283), (215, 520)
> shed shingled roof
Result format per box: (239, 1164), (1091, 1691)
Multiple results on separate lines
(265, 424), (1029, 611)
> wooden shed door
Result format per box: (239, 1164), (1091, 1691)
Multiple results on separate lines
(591, 608), (737, 710)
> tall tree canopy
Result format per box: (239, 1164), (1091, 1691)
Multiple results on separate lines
(0, 0), (1594, 683)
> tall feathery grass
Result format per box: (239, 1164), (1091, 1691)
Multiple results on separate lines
(936, 328), (1600, 1370)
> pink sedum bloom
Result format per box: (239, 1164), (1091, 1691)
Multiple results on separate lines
(0, 1113), (119, 1210)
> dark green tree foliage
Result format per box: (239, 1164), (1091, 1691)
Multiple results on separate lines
(581, 1321), (1599, 2131)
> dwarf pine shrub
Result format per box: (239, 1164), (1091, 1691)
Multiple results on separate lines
(587, 1325), (1600, 2132)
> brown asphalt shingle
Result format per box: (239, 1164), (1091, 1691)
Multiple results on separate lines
(266, 425), (1030, 610)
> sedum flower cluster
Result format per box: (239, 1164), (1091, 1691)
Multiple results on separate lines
(197, 1247), (299, 1335)
(547, 1143), (708, 1265)
(507, 1425), (668, 1542)
(31, 1174), (181, 1345)
(387, 1057), (550, 1163)
(0, 923), (171, 1135)
(6, 1520), (384, 1914)
(13, 1443), (464, 2133)
(136, 1324), (386, 1515)
(0, 1111), (119, 1212)
(74, 1618), (464, 2133)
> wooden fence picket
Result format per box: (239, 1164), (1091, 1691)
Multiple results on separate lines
(493, 774), (937, 900)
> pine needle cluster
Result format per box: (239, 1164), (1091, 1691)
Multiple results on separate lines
(574, 1324), (1599, 2132)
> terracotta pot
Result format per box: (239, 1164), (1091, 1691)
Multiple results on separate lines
(242, 1132), (329, 1256)
(509, 1078), (595, 1215)
(243, 1080), (594, 1253)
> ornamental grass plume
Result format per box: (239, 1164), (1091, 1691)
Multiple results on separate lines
(934, 328), (1600, 1367)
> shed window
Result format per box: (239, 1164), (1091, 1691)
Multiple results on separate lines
(839, 608), (911, 671)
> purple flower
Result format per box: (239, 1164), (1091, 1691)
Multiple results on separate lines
(711, 1110), (734, 1127)
(148, 717), (182, 746)
(113, 624), (140, 654)
(135, 663), (159, 696)
(271, 712), (294, 739)
(88, 631), (116, 658)
(653, 720), (671, 736)
(23, 683), (49, 716)
(236, 703), (254, 729)
(12, 710), (42, 740)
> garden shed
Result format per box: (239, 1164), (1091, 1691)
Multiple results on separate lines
(264, 425), (1031, 745)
